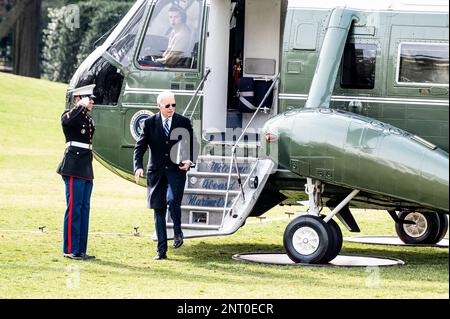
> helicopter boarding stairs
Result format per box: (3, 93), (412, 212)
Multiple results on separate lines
(164, 153), (274, 240)
(161, 72), (280, 240)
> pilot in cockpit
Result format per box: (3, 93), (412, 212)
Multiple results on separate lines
(139, 4), (191, 68)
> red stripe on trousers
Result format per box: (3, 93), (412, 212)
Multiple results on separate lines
(68, 176), (73, 253)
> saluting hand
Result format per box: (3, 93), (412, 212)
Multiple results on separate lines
(134, 168), (144, 183)
(76, 97), (90, 109)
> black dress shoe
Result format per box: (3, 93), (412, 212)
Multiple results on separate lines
(80, 253), (96, 260)
(154, 252), (167, 260)
(173, 235), (184, 249)
(63, 253), (83, 260)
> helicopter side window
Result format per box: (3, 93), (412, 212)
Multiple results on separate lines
(107, 2), (146, 66)
(397, 43), (449, 86)
(72, 57), (124, 106)
(137, 0), (202, 70)
(340, 43), (377, 90)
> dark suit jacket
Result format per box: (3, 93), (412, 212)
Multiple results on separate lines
(133, 112), (196, 185)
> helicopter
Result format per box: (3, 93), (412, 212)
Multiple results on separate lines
(66, 0), (448, 264)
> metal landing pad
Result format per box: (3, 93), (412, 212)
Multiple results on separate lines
(344, 236), (449, 248)
(232, 253), (404, 267)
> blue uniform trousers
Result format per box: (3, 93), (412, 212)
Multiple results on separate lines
(149, 170), (186, 254)
(62, 176), (93, 255)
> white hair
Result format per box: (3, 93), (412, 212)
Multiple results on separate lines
(157, 90), (175, 106)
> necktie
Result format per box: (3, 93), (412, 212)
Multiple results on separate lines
(164, 118), (170, 137)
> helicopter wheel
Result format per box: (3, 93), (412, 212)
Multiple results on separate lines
(283, 215), (342, 264)
(395, 211), (442, 245)
(323, 217), (343, 262)
(435, 214), (449, 243)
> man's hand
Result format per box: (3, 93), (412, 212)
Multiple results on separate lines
(134, 168), (144, 183)
(179, 161), (192, 172)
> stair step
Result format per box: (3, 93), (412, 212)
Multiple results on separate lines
(184, 189), (240, 196)
(203, 138), (261, 157)
(187, 174), (246, 191)
(181, 205), (231, 212)
(182, 193), (235, 208)
(197, 155), (258, 162)
(206, 141), (261, 147)
(196, 159), (256, 174)
(188, 171), (249, 178)
(167, 206), (232, 227)
(204, 144), (260, 158)
(167, 223), (221, 231)
(204, 131), (260, 142)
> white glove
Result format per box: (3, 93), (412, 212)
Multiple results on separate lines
(77, 97), (90, 108)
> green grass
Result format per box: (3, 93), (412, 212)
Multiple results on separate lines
(0, 73), (448, 299)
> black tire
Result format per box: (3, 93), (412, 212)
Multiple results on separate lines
(283, 215), (331, 264)
(435, 214), (449, 243)
(395, 211), (441, 245)
(323, 218), (343, 263)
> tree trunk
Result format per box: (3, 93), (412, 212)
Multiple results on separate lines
(12, 0), (41, 78)
(0, 0), (32, 40)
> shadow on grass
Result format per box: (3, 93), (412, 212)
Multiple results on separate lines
(88, 242), (287, 279)
(341, 245), (449, 266)
(176, 241), (449, 268)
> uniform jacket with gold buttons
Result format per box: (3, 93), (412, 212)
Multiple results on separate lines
(57, 105), (95, 180)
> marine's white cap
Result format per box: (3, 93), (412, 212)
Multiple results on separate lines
(69, 84), (96, 98)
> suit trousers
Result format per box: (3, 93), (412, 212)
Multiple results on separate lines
(62, 176), (93, 255)
(148, 169), (186, 254)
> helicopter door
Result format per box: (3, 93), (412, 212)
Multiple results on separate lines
(203, 0), (281, 135)
(203, 0), (231, 133)
(241, 0), (280, 128)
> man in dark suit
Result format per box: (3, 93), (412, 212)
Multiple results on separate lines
(133, 91), (195, 260)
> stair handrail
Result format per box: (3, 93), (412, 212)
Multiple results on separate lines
(220, 159), (260, 228)
(223, 73), (281, 216)
(182, 68), (211, 119)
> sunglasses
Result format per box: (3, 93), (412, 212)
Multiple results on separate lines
(163, 103), (176, 109)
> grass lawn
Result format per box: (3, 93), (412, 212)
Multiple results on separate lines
(0, 73), (448, 299)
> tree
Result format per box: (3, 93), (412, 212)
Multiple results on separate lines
(1, 0), (135, 80)
(42, 1), (134, 83)
(0, 0), (42, 78)
(13, 0), (42, 77)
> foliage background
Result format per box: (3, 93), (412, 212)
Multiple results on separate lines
(41, 0), (135, 83)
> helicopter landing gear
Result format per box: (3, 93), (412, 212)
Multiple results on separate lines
(283, 179), (359, 264)
(395, 211), (448, 245)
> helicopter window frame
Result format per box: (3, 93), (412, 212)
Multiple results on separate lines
(134, 0), (205, 72)
(339, 42), (377, 90)
(106, 1), (148, 68)
(396, 42), (449, 87)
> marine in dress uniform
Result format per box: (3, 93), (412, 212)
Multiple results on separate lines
(133, 91), (196, 260)
(57, 84), (96, 260)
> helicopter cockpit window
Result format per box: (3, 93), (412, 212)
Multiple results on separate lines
(340, 43), (377, 90)
(137, 0), (202, 70)
(107, 2), (146, 66)
(397, 43), (449, 86)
